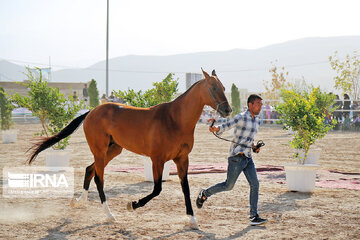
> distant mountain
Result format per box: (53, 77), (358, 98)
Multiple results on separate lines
(0, 60), (26, 82)
(1, 36), (360, 94)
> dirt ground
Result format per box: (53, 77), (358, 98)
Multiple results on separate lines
(0, 123), (359, 239)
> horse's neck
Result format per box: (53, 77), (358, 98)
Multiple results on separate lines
(172, 82), (205, 131)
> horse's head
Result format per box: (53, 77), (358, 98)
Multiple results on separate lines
(201, 69), (232, 117)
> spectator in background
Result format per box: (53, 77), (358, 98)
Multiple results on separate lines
(119, 98), (126, 104)
(271, 110), (279, 122)
(352, 100), (359, 117)
(82, 84), (89, 105)
(343, 113), (351, 131)
(101, 94), (108, 104)
(343, 94), (351, 119)
(265, 101), (272, 124)
(199, 110), (209, 123)
(332, 95), (342, 129)
(108, 92), (115, 102)
(72, 91), (78, 101)
(352, 113), (360, 131)
(325, 92), (333, 125)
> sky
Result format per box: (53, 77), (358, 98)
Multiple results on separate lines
(1, 0), (360, 70)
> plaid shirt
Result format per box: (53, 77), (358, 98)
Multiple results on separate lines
(215, 110), (261, 158)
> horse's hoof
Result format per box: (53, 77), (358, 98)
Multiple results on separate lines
(189, 216), (199, 230)
(189, 221), (199, 230)
(106, 215), (117, 222)
(126, 201), (134, 211)
(70, 197), (78, 207)
(70, 197), (85, 208)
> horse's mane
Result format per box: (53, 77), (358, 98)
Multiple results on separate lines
(173, 78), (204, 102)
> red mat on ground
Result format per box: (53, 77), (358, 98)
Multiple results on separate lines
(105, 164), (360, 190)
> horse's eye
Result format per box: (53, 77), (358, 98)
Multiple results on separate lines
(212, 87), (217, 91)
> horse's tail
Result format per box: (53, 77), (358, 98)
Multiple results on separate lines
(28, 111), (90, 164)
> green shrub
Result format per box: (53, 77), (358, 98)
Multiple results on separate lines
(0, 87), (15, 130)
(88, 79), (100, 108)
(10, 67), (85, 149)
(115, 73), (178, 107)
(276, 86), (336, 164)
(231, 83), (240, 116)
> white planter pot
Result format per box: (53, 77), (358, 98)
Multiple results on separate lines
(296, 148), (321, 165)
(2, 129), (18, 143)
(144, 161), (172, 182)
(287, 127), (295, 135)
(284, 164), (318, 192)
(45, 149), (72, 170)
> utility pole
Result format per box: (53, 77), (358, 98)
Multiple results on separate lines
(48, 56), (52, 82)
(106, 0), (109, 97)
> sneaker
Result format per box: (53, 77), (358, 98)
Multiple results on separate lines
(249, 214), (268, 226)
(196, 189), (208, 209)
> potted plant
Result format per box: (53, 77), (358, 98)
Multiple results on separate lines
(88, 79), (100, 108)
(10, 67), (84, 167)
(0, 87), (17, 143)
(276, 86), (336, 192)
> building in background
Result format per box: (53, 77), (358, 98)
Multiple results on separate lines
(185, 73), (202, 90)
(0, 81), (87, 98)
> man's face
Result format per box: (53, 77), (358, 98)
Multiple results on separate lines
(249, 99), (263, 116)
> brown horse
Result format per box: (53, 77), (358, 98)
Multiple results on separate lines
(28, 69), (231, 229)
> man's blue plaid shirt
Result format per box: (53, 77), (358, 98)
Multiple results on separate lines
(215, 109), (261, 158)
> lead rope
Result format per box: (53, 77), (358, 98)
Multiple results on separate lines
(210, 120), (265, 152)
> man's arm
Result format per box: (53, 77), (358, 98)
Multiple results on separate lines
(208, 114), (243, 135)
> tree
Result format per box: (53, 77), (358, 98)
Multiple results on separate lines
(329, 51), (360, 100)
(116, 89), (147, 107)
(88, 79), (100, 108)
(0, 87), (15, 130)
(10, 67), (84, 149)
(276, 85), (336, 164)
(151, 73), (178, 103)
(230, 83), (240, 116)
(263, 61), (290, 100)
(115, 73), (178, 108)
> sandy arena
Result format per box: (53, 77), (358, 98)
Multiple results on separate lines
(1, 123), (359, 239)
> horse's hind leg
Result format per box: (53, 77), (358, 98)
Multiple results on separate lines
(70, 163), (94, 207)
(71, 144), (123, 209)
(127, 159), (164, 211)
(174, 155), (198, 229)
(93, 153), (118, 222)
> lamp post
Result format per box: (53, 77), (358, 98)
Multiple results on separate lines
(106, 0), (109, 97)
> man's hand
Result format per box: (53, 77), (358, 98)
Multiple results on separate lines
(207, 118), (215, 125)
(209, 125), (220, 133)
(253, 147), (261, 153)
(208, 118), (220, 133)
(252, 140), (265, 153)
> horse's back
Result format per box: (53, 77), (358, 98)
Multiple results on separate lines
(83, 102), (182, 157)
(84, 103), (154, 134)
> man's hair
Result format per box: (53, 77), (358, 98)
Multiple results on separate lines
(247, 94), (263, 106)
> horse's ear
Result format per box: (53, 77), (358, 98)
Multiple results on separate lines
(201, 68), (210, 79)
(212, 69), (217, 77)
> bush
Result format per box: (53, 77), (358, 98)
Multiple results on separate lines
(115, 73), (178, 108)
(276, 86), (336, 164)
(10, 67), (85, 149)
(0, 87), (15, 130)
(231, 83), (240, 116)
(88, 79), (100, 108)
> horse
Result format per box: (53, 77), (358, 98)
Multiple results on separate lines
(28, 69), (232, 229)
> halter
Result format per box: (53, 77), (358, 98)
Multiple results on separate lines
(205, 79), (228, 113)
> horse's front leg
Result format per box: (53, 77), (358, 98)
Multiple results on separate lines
(174, 156), (198, 230)
(127, 159), (164, 210)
